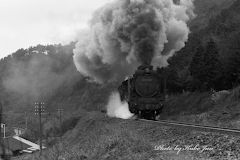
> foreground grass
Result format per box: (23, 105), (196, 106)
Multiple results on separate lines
(15, 111), (240, 160)
(163, 86), (240, 129)
(13, 86), (240, 160)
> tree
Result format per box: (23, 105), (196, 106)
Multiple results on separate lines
(189, 39), (222, 90)
(226, 51), (240, 87)
(202, 39), (222, 90)
(190, 45), (205, 80)
(189, 45), (205, 90)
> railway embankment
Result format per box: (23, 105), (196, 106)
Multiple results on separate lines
(163, 86), (240, 130)
(17, 111), (240, 160)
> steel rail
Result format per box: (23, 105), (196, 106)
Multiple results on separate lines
(138, 119), (240, 135)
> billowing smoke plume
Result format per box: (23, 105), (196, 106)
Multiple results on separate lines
(106, 92), (133, 119)
(73, 0), (195, 83)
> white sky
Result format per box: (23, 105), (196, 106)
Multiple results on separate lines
(0, 0), (111, 58)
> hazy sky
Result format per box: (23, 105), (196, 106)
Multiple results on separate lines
(0, 0), (111, 58)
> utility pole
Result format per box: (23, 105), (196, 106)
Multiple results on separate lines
(57, 108), (63, 139)
(0, 102), (5, 139)
(0, 102), (5, 159)
(25, 112), (28, 130)
(1, 123), (6, 138)
(35, 102), (45, 156)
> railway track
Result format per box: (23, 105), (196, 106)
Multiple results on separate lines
(137, 119), (240, 135)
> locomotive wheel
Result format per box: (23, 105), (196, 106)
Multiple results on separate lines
(138, 111), (157, 120)
(129, 108), (136, 114)
(155, 110), (161, 120)
(152, 111), (158, 121)
(137, 111), (142, 119)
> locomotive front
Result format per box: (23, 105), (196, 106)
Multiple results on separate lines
(118, 65), (165, 120)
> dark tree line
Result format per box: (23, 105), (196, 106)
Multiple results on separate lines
(165, 38), (240, 93)
(190, 39), (222, 91)
(162, 0), (240, 93)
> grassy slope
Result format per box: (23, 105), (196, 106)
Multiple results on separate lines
(14, 87), (240, 160)
(16, 111), (240, 160)
(163, 87), (240, 129)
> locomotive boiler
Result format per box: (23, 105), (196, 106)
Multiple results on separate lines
(118, 65), (166, 120)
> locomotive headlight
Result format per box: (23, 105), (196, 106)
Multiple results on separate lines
(145, 68), (150, 73)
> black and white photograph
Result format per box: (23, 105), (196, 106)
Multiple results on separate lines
(0, 0), (240, 159)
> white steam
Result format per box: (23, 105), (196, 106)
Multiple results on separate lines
(73, 0), (195, 83)
(106, 92), (133, 119)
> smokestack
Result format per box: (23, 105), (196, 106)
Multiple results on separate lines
(73, 0), (195, 83)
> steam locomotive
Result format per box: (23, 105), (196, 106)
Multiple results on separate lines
(118, 65), (166, 120)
